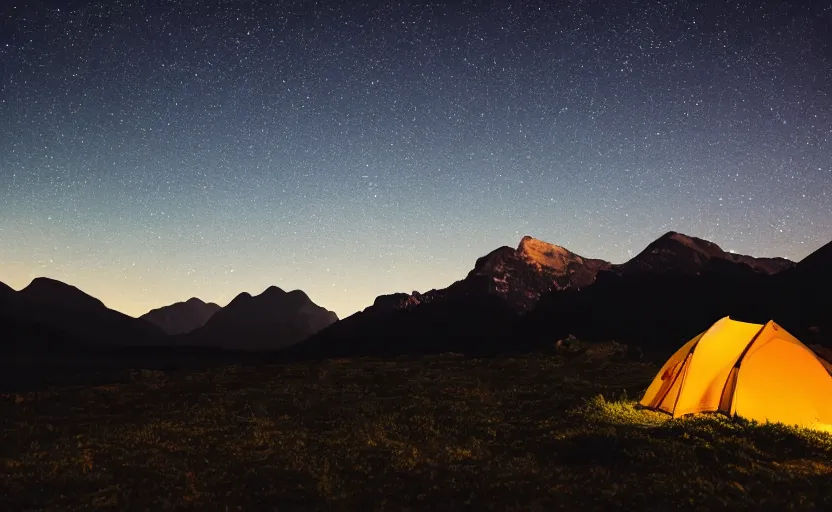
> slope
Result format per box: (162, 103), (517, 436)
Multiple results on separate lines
(16, 277), (164, 346)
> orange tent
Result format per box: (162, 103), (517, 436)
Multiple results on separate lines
(640, 317), (832, 431)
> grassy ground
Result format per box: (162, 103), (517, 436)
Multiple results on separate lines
(2, 342), (832, 510)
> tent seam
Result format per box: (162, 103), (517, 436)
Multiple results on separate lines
(723, 322), (768, 416)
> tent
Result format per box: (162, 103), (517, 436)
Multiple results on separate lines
(640, 316), (832, 431)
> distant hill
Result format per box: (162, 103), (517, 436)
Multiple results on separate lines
(1, 277), (164, 352)
(140, 298), (221, 335)
(179, 286), (338, 350)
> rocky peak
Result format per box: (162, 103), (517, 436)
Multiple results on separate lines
(517, 236), (584, 273)
(370, 236), (612, 315)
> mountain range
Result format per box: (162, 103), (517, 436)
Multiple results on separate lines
(293, 231), (810, 358)
(0, 280), (337, 353)
(175, 286), (338, 350)
(2, 231), (829, 359)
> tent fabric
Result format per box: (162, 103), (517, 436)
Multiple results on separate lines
(640, 317), (832, 431)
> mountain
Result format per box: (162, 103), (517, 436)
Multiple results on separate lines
(292, 236), (609, 358)
(0, 280), (50, 352)
(290, 293), (519, 359)
(486, 236), (612, 307)
(297, 231), (805, 360)
(1, 277), (164, 352)
(179, 286), (338, 350)
(523, 233), (824, 354)
(19, 277), (110, 312)
(614, 231), (794, 276)
(0, 280), (19, 314)
(18, 277), (165, 345)
(782, 239), (832, 280)
(524, 263), (774, 355)
(368, 233), (788, 321)
(0, 280), (14, 299)
(140, 297), (221, 335)
(769, 239), (832, 343)
(373, 236), (611, 314)
(1, 231), (819, 359)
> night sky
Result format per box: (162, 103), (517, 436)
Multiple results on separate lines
(1, 0), (831, 319)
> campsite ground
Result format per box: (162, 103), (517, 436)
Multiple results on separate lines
(2, 342), (832, 510)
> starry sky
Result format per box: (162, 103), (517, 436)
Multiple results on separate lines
(1, 0), (831, 319)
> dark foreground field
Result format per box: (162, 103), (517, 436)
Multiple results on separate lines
(2, 343), (832, 511)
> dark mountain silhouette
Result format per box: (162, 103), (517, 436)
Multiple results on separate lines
(780, 239), (832, 281)
(372, 236), (611, 315)
(524, 234), (828, 355)
(0, 280), (66, 353)
(769, 239), (832, 343)
(2, 232), (822, 360)
(0, 280), (14, 299)
(1, 277), (164, 352)
(18, 277), (165, 345)
(289, 293), (518, 359)
(179, 286), (338, 350)
(19, 277), (108, 311)
(295, 231), (804, 360)
(523, 259), (773, 354)
(293, 236), (611, 358)
(614, 231), (794, 276)
(0, 314), (90, 354)
(140, 297), (221, 335)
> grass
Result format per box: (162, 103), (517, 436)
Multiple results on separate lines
(2, 343), (831, 510)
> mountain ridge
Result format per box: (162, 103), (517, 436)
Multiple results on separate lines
(295, 231), (805, 359)
(2, 231), (822, 357)
(179, 286), (338, 350)
(1, 277), (164, 351)
(613, 231), (795, 276)
(370, 235), (613, 315)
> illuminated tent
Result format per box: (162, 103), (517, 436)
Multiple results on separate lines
(640, 317), (832, 431)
